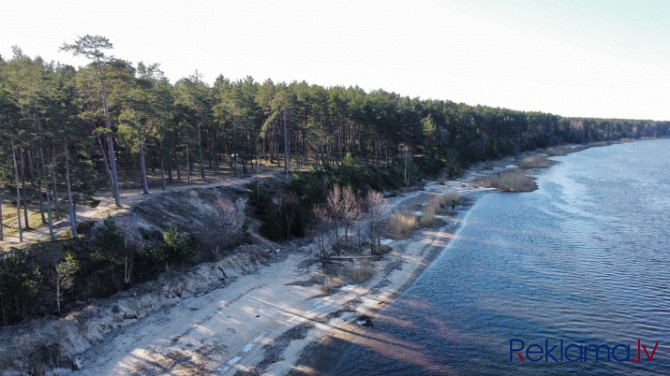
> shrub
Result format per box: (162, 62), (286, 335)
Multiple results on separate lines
(246, 180), (275, 216)
(259, 206), (283, 241)
(80, 196), (101, 207)
(388, 212), (417, 238)
(478, 169), (538, 192)
(419, 199), (442, 227)
(0, 252), (42, 325)
(518, 155), (553, 168)
(90, 216), (127, 272)
(441, 191), (460, 208)
(151, 227), (197, 266)
(322, 277), (333, 294)
(544, 146), (569, 156)
(351, 261), (374, 283)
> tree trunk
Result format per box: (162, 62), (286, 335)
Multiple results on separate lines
(64, 144), (78, 239)
(49, 146), (60, 219)
(36, 167), (47, 225)
(29, 149), (47, 225)
(96, 60), (122, 208)
(96, 133), (114, 191)
(40, 146), (56, 241)
(211, 134), (219, 174)
(186, 144), (191, 184)
(11, 137), (23, 242)
(43, 176), (55, 241)
(160, 141), (167, 190)
(197, 124), (205, 179)
(0, 189), (3, 241)
(254, 134), (260, 175)
(282, 112), (290, 180)
(55, 273), (61, 315)
(173, 147), (180, 181)
(51, 173), (60, 219)
(138, 129), (150, 195)
(20, 149), (29, 230)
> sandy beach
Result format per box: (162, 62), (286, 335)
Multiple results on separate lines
(51, 180), (483, 376)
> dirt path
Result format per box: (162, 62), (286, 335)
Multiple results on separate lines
(1, 172), (280, 248)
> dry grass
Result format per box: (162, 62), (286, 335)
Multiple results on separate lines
(322, 274), (344, 294)
(518, 155), (553, 169)
(478, 169), (538, 192)
(387, 211), (418, 238)
(351, 261), (374, 283)
(441, 191), (460, 206)
(322, 277), (333, 294)
(544, 146), (570, 156)
(1, 204), (48, 238)
(419, 198), (444, 227)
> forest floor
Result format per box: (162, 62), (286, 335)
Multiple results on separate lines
(0, 145), (592, 375)
(0, 168), (283, 249)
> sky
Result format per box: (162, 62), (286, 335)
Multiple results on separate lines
(2, 0), (670, 120)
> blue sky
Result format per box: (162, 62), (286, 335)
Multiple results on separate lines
(2, 0), (669, 120)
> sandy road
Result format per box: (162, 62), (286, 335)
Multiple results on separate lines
(70, 251), (368, 375)
(1, 172), (279, 248)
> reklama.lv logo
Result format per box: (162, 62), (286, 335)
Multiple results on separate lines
(510, 339), (659, 363)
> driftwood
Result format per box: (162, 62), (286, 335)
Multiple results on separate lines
(319, 255), (379, 264)
(326, 255), (378, 260)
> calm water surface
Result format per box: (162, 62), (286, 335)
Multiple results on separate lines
(300, 139), (670, 375)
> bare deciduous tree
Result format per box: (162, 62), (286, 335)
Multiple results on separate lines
(341, 186), (360, 251)
(313, 206), (334, 260)
(366, 190), (387, 254)
(325, 185), (343, 255)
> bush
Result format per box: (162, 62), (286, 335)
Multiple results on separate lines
(151, 227), (197, 266)
(80, 196), (101, 207)
(76, 220), (96, 236)
(441, 191), (460, 208)
(419, 198), (443, 227)
(544, 146), (569, 156)
(248, 179), (308, 241)
(351, 261), (374, 283)
(322, 277), (333, 294)
(246, 180), (275, 216)
(518, 155), (553, 168)
(0, 252), (42, 325)
(478, 169), (538, 192)
(259, 206), (284, 241)
(388, 212), (418, 238)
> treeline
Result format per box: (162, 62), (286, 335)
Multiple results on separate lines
(2, 35), (670, 242)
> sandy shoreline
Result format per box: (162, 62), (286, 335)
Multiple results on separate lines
(284, 190), (485, 376)
(4, 146), (588, 376)
(61, 181), (486, 376)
